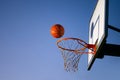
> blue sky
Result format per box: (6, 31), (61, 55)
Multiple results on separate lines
(0, 0), (120, 80)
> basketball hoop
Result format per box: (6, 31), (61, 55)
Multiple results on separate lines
(56, 38), (96, 72)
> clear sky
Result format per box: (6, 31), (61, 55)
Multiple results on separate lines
(0, 0), (120, 80)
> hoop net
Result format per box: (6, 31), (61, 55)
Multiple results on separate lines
(56, 38), (95, 72)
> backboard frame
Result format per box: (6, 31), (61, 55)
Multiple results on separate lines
(88, 0), (108, 70)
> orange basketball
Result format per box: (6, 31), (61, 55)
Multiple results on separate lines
(50, 24), (64, 38)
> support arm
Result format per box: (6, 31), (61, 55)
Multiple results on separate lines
(108, 25), (120, 32)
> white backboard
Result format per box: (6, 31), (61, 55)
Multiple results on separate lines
(88, 0), (108, 70)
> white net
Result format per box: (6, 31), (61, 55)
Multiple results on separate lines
(57, 38), (87, 72)
(61, 49), (81, 72)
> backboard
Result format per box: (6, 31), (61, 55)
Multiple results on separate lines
(88, 0), (108, 70)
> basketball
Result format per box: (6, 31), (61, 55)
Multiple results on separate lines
(50, 24), (64, 38)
